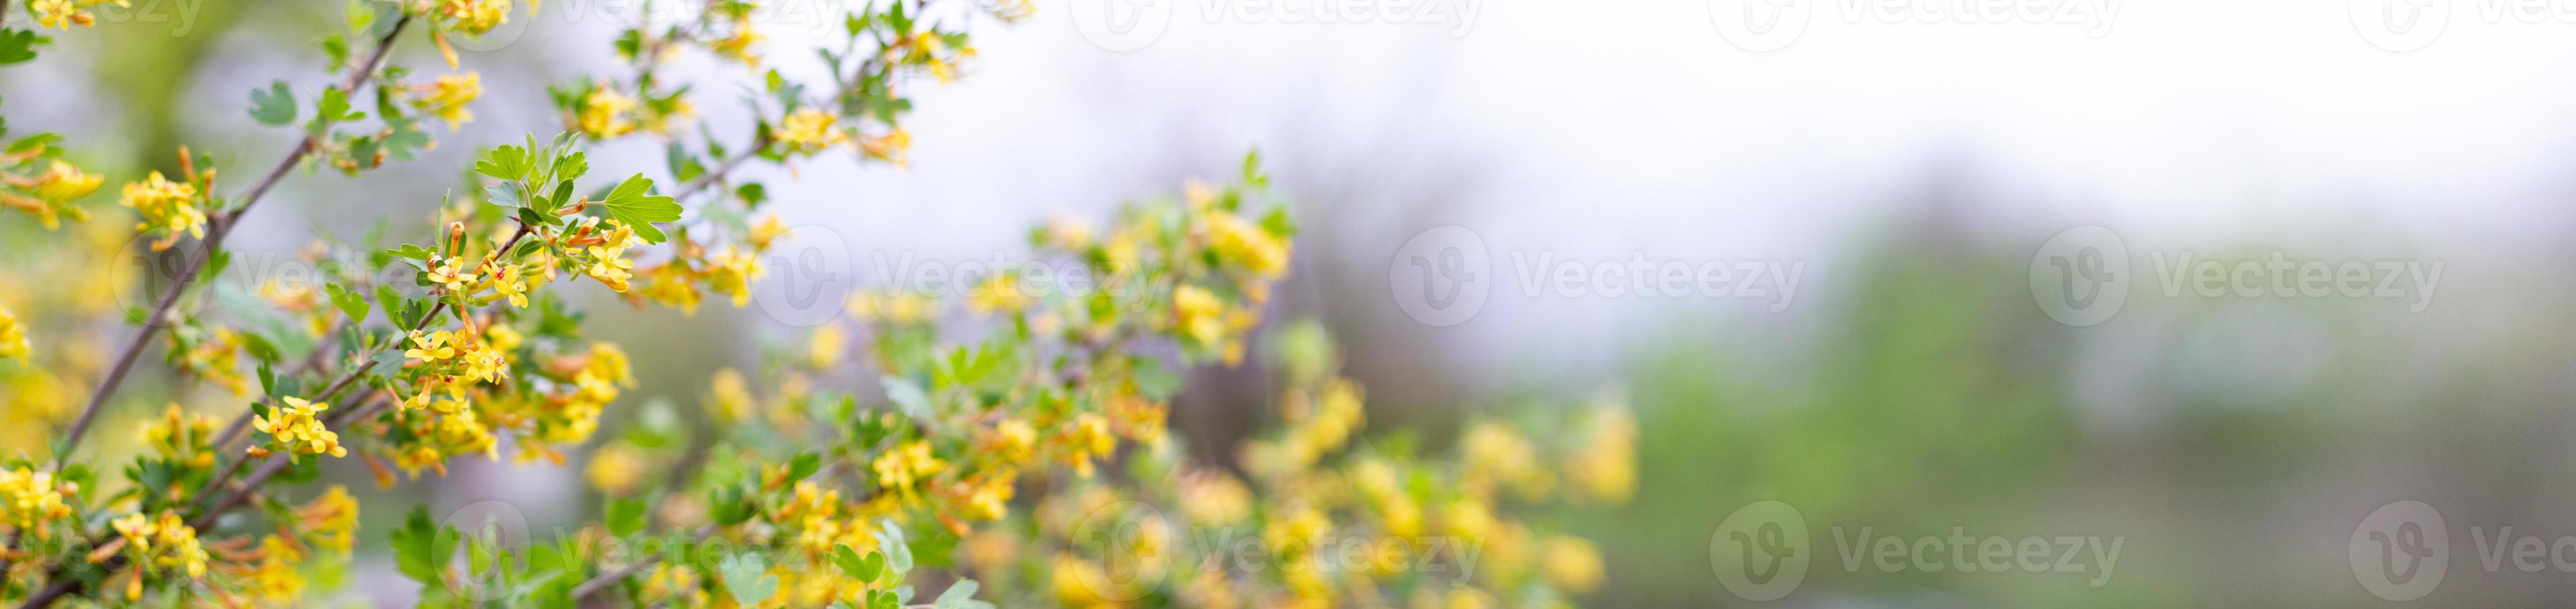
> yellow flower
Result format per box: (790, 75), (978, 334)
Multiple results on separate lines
(177, 328), (251, 395)
(847, 290), (936, 324)
(249, 536), (306, 602)
(405, 329), (458, 362)
(28, 0), (117, 29)
(707, 367), (755, 422)
(859, 128), (911, 165)
(6, 160), (105, 228)
(773, 108), (848, 155)
(0, 304), (28, 360)
(298, 485), (359, 552)
(485, 323), (523, 352)
(35, 159), (104, 200)
(870, 441), (944, 494)
(706, 246), (761, 307)
(586, 445), (644, 495)
(709, 19), (765, 66)
(806, 324), (845, 370)
(1568, 402), (1637, 503)
(1178, 471), (1251, 527)
(440, 0), (512, 35)
(1064, 413), (1115, 477)
(586, 342), (633, 385)
(0, 466), (75, 534)
(119, 171), (205, 251)
(412, 72), (484, 130)
(967, 273), (1030, 315)
(427, 254), (479, 294)
(960, 475), (1014, 521)
(749, 214), (787, 250)
(1207, 212), (1290, 279)
(252, 396), (346, 458)
(576, 88), (639, 139)
(1541, 536), (1605, 592)
(111, 511), (207, 580)
(1173, 285), (1227, 347)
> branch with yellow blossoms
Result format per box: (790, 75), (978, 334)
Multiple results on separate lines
(0, 0), (1632, 607)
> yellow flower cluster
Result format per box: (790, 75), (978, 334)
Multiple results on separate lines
(1, 160), (104, 229)
(404, 328), (509, 391)
(252, 396), (348, 458)
(297, 485), (360, 552)
(1568, 399), (1637, 503)
(142, 403), (218, 470)
(0, 466), (75, 536)
(246, 535), (305, 603)
(109, 510), (208, 580)
(28, 0), (121, 29)
(410, 71), (484, 130)
(870, 440), (945, 496)
(119, 171), (205, 251)
(438, 0), (512, 35)
(0, 304), (27, 360)
(847, 290), (937, 325)
(859, 128), (911, 165)
(709, 17), (765, 66)
(392, 393), (499, 474)
(634, 241), (762, 313)
(1207, 212), (1290, 279)
(174, 327), (251, 395)
(566, 219), (642, 291)
(584, 444), (644, 495)
(773, 108), (850, 156)
(575, 87), (639, 139)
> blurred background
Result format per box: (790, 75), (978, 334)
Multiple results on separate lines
(11, 0), (2576, 605)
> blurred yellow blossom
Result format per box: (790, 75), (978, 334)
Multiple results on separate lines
(119, 171), (204, 251)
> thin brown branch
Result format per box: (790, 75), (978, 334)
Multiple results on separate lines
(55, 15), (415, 466)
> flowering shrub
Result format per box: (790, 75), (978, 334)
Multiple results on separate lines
(0, 0), (1630, 607)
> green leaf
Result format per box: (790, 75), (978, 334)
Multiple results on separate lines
(316, 86), (365, 122)
(832, 546), (885, 582)
(788, 451), (823, 482)
(718, 556), (778, 605)
(484, 180), (525, 208)
(883, 377), (930, 421)
(0, 30), (46, 65)
(392, 505), (461, 590)
(605, 497), (646, 537)
(933, 580), (990, 609)
(476, 144), (533, 181)
(598, 173), (681, 244)
(873, 519), (912, 574)
(249, 81), (297, 126)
